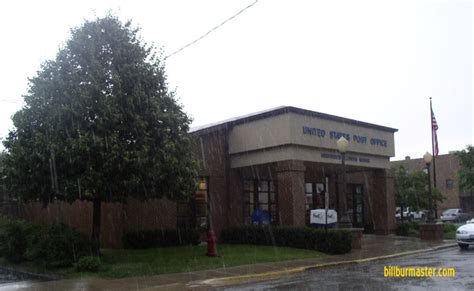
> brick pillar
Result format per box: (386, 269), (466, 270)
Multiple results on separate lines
(227, 169), (243, 227)
(276, 160), (306, 226)
(372, 169), (396, 234)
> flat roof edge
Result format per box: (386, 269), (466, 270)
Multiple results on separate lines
(190, 106), (398, 135)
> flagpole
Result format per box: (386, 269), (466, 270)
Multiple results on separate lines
(430, 97), (438, 217)
(430, 97), (437, 187)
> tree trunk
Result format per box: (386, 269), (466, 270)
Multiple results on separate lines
(401, 205), (404, 222)
(92, 198), (102, 256)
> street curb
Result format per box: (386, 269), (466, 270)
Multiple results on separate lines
(0, 265), (61, 282)
(196, 243), (458, 287)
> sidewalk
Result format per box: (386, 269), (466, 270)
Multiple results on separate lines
(0, 235), (457, 290)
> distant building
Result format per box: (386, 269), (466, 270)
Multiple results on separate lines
(391, 153), (473, 215)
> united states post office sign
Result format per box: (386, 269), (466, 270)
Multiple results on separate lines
(302, 126), (388, 148)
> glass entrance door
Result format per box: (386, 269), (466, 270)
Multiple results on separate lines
(352, 185), (364, 228)
(304, 182), (325, 225)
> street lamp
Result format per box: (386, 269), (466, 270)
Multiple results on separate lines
(337, 136), (352, 228)
(423, 152), (434, 223)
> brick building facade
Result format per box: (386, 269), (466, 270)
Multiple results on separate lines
(186, 106), (398, 236)
(391, 153), (473, 216)
(17, 198), (176, 248)
(13, 106), (399, 247)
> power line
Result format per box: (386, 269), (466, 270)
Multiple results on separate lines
(165, 0), (259, 59)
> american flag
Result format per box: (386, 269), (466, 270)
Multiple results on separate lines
(431, 108), (439, 156)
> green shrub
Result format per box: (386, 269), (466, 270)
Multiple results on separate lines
(396, 221), (419, 236)
(0, 219), (43, 263)
(443, 223), (457, 233)
(221, 225), (352, 254)
(410, 221), (420, 230)
(0, 219), (93, 266)
(443, 223), (457, 239)
(122, 228), (200, 249)
(75, 256), (101, 272)
(0, 215), (12, 229)
(27, 223), (93, 267)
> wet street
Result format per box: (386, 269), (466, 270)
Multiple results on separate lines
(0, 236), (463, 290)
(0, 267), (46, 289)
(223, 247), (474, 290)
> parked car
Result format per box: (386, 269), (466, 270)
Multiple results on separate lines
(456, 221), (474, 250)
(395, 207), (426, 221)
(440, 208), (472, 223)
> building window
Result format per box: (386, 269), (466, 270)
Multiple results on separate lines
(177, 177), (209, 229)
(195, 177), (209, 229)
(446, 179), (454, 189)
(305, 183), (314, 210)
(243, 179), (278, 225)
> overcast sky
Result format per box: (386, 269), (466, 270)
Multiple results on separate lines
(0, 0), (472, 161)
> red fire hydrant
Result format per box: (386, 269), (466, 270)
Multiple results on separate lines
(206, 229), (218, 257)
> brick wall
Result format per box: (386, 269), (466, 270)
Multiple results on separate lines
(15, 128), (233, 248)
(276, 160), (306, 226)
(18, 198), (177, 248)
(341, 170), (395, 234)
(392, 153), (465, 215)
(194, 129), (231, 239)
(122, 198), (176, 232)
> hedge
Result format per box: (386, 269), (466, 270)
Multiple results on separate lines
(27, 223), (94, 267)
(0, 219), (44, 263)
(221, 225), (352, 254)
(75, 256), (101, 272)
(0, 219), (93, 267)
(396, 221), (420, 236)
(122, 229), (200, 249)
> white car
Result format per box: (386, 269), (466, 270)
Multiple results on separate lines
(395, 207), (426, 221)
(456, 221), (474, 250)
(441, 208), (472, 223)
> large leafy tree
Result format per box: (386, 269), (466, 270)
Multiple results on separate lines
(456, 146), (474, 212)
(456, 145), (474, 196)
(394, 165), (445, 221)
(0, 152), (6, 201)
(394, 166), (416, 221)
(2, 15), (198, 252)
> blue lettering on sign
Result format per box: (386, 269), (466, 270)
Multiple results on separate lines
(353, 135), (367, 144)
(329, 131), (351, 140)
(302, 126), (326, 137)
(321, 153), (371, 164)
(303, 125), (388, 149)
(370, 138), (387, 147)
(346, 156), (358, 162)
(321, 153), (341, 160)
